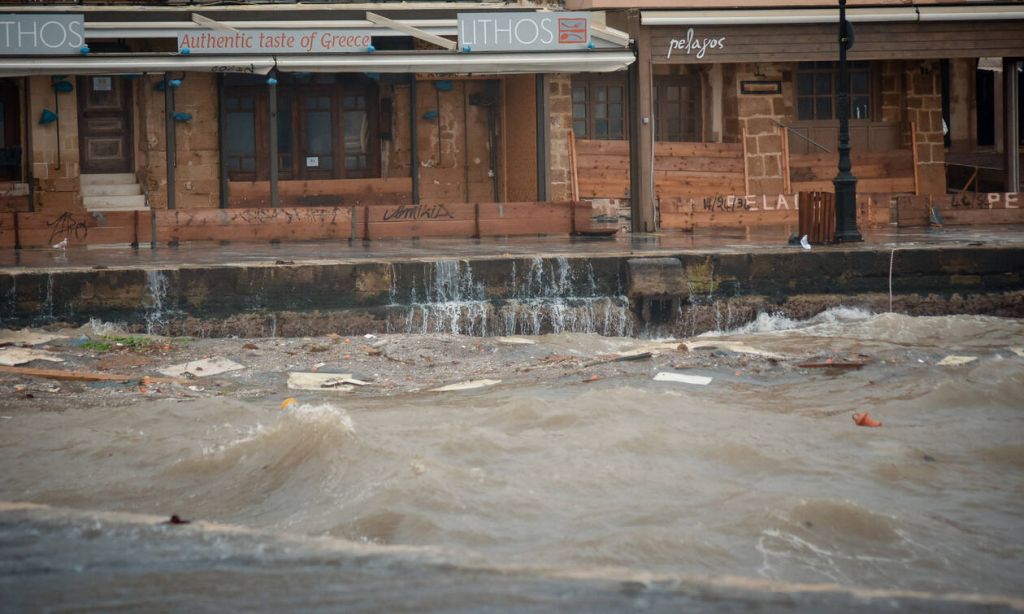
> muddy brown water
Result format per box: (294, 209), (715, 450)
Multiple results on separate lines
(1, 309), (1022, 611)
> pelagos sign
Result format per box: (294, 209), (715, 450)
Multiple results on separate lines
(666, 28), (725, 60)
(0, 15), (85, 55)
(458, 12), (590, 52)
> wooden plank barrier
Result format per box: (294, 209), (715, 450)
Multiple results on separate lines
(227, 177), (413, 208)
(897, 192), (1024, 227)
(0, 212), (17, 249)
(154, 207), (354, 244)
(661, 192), (892, 231)
(790, 150), (916, 194)
(575, 139), (746, 200)
(14, 210), (138, 248)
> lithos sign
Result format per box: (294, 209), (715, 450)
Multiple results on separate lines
(458, 12), (590, 52)
(0, 15), (85, 55)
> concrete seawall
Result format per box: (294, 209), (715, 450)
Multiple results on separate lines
(1, 245), (1021, 337)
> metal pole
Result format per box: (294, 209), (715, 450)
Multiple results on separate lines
(833, 0), (861, 241)
(535, 74), (548, 202)
(1005, 59), (1021, 192)
(268, 78), (279, 208)
(410, 81), (419, 204)
(164, 75), (176, 211)
(23, 77), (34, 212)
(217, 74), (228, 208)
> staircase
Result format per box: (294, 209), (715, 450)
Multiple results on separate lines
(80, 173), (149, 212)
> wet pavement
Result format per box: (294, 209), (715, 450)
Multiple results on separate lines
(1, 225), (1022, 272)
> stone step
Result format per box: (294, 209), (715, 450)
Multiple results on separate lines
(80, 173), (138, 186)
(81, 183), (142, 197)
(83, 194), (148, 210)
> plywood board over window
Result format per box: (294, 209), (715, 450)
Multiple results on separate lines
(222, 73), (380, 183)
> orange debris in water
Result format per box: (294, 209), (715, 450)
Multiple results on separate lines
(852, 412), (882, 427)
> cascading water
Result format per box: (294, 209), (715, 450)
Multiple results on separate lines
(387, 257), (633, 336)
(144, 270), (170, 335)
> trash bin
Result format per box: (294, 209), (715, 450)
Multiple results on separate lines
(798, 191), (836, 244)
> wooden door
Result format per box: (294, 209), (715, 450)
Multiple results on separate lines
(78, 76), (132, 174)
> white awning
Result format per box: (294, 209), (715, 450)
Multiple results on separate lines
(275, 50), (635, 74)
(0, 50), (634, 78)
(641, 4), (1024, 26)
(0, 55), (275, 77)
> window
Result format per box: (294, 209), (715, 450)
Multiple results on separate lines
(223, 74), (378, 182)
(654, 75), (701, 142)
(796, 61), (872, 121)
(571, 76), (627, 140)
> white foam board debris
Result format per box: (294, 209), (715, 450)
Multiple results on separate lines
(0, 348), (64, 366)
(1010, 347), (1024, 358)
(497, 337), (536, 345)
(0, 329), (67, 346)
(937, 355), (977, 367)
(430, 379), (501, 392)
(287, 372), (363, 391)
(654, 371), (712, 386)
(159, 358), (245, 378)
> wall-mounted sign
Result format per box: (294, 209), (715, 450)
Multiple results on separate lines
(740, 80), (782, 96)
(0, 14), (85, 56)
(666, 28), (725, 60)
(178, 30), (372, 54)
(457, 12), (590, 52)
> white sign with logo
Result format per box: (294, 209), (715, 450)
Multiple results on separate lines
(458, 12), (590, 52)
(178, 29), (373, 54)
(0, 14), (85, 55)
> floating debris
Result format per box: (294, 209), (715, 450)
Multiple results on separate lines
(430, 379), (501, 392)
(287, 372), (366, 392)
(852, 412), (882, 427)
(159, 358), (245, 378)
(0, 348), (64, 366)
(937, 355), (977, 367)
(653, 371), (712, 386)
(497, 337), (536, 345)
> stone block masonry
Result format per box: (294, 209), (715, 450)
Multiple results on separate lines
(905, 60), (947, 195)
(28, 75), (81, 213)
(140, 74), (221, 209)
(547, 74), (574, 202)
(736, 63), (787, 195)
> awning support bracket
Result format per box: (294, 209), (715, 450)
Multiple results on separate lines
(365, 12), (457, 51)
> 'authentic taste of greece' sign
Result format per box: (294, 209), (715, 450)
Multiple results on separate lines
(178, 30), (373, 54)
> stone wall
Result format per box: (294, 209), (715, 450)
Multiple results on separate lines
(28, 75), (81, 212)
(547, 73), (573, 202)
(736, 63), (787, 195)
(905, 60), (946, 195)
(139, 74), (220, 209)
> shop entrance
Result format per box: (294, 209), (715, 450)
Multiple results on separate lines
(77, 75), (133, 174)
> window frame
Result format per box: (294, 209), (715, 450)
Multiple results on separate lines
(794, 61), (877, 123)
(223, 75), (379, 183)
(571, 75), (628, 141)
(653, 74), (703, 142)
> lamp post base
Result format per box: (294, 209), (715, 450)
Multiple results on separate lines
(834, 174), (863, 243)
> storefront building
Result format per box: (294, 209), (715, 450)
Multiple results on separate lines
(0, 5), (633, 244)
(567, 0), (1024, 231)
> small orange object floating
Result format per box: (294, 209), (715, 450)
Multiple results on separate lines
(852, 412), (882, 427)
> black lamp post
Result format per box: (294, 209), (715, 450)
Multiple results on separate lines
(834, 0), (862, 242)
